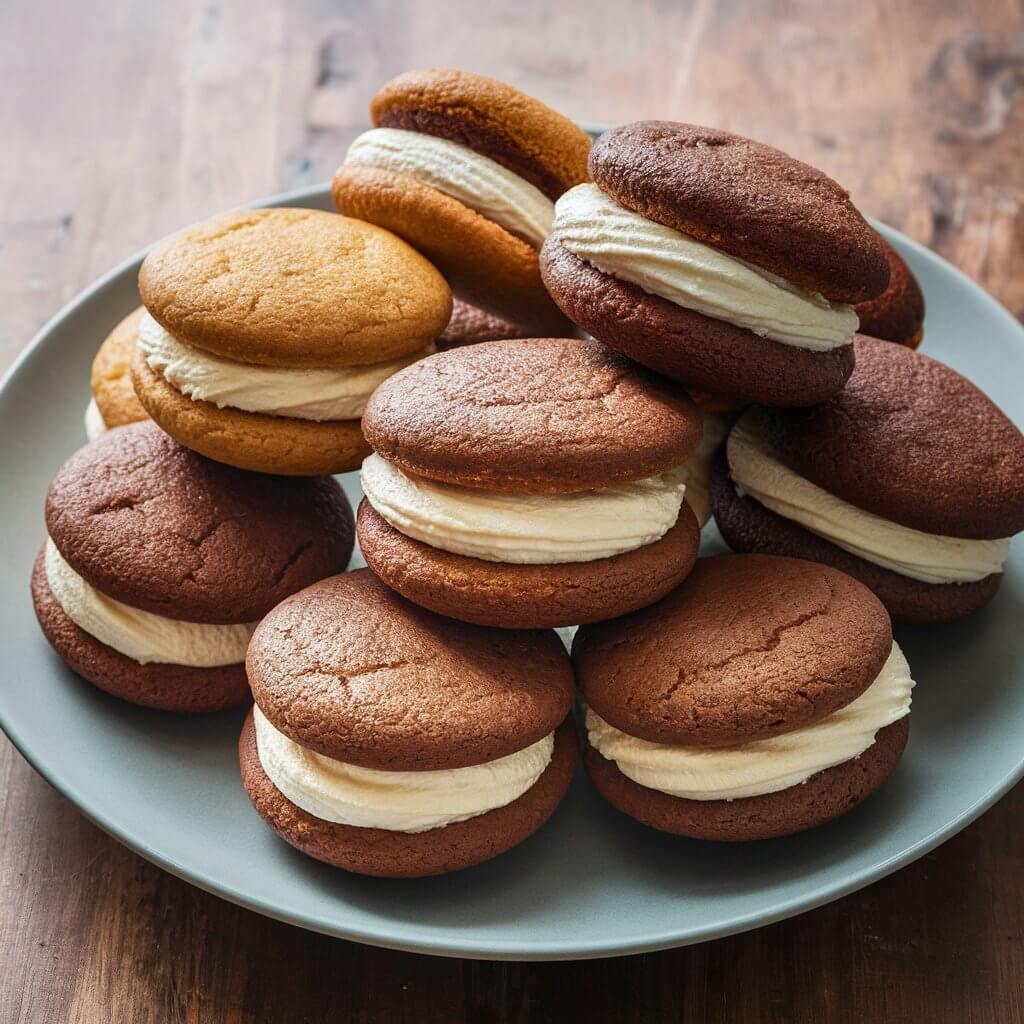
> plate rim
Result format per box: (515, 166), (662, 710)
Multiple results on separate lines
(2, 183), (1024, 961)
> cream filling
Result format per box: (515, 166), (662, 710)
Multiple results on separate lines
(253, 705), (554, 833)
(680, 412), (732, 528)
(588, 643), (913, 801)
(345, 127), (555, 247)
(139, 312), (431, 422)
(727, 410), (1011, 583)
(44, 537), (255, 666)
(551, 183), (858, 351)
(360, 453), (687, 564)
(84, 398), (107, 441)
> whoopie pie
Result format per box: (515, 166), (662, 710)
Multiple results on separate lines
(541, 121), (890, 406)
(574, 555), (914, 841)
(32, 422), (355, 711)
(240, 570), (577, 877)
(711, 337), (1024, 622)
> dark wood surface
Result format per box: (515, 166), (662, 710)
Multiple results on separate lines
(3, 1), (1023, 1020)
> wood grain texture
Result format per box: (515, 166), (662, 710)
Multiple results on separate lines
(2, 0), (1023, 1020)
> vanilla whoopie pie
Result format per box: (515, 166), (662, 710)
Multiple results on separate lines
(132, 208), (451, 475)
(575, 555), (913, 841)
(333, 68), (591, 334)
(711, 337), (1024, 623)
(32, 422), (355, 712)
(85, 307), (149, 439)
(541, 122), (890, 406)
(357, 338), (703, 628)
(854, 235), (926, 348)
(240, 570), (577, 877)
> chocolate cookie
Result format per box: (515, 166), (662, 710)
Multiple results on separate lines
(88, 306), (148, 436)
(362, 337), (702, 493)
(333, 68), (590, 332)
(33, 422), (354, 711)
(854, 235), (926, 347)
(437, 297), (569, 351)
(358, 339), (702, 628)
(542, 122), (888, 406)
(135, 208), (450, 474)
(574, 554), (912, 841)
(241, 569), (577, 876)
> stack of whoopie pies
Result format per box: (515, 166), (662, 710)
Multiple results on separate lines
(36, 68), (1024, 881)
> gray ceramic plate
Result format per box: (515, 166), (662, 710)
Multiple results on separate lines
(1, 184), (1023, 961)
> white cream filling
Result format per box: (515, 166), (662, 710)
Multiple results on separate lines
(679, 412), (732, 528)
(44, 537), (255, 666)
(588, 643), (913, 801)
(551, 183), (859, 351)
(253, 704), (554, 833)
(139, 312), (431, 422)
(84, 398), (107, 440)
(360, 453), (687, 564)
(727, 410), (1011, 583)
(345, 127), (555, 247)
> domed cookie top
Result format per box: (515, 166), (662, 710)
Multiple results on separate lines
(138, 208), (451, 369)
(371, 68), (591, 201)
(45, 422), (355, 623)
(247, 569), (575, 770)
(853, 235), (926, 346)
(761, 336), (1024, 539)
(588, 121), (888, 304)
(573, 554), (892, 747)
(362, 338), (702, 493)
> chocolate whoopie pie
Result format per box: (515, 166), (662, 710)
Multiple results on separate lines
(357, 338), (703, 628)
(240, 570), (577, 877)
(32, 422), (355, 712)
(85, 307), (149, 439)
(711, 336), (1024, 623)
(333, 68), (591, 334)
(541, 121), (890, 406)
(437, 297), (574, 351)
(854, 234), (926, 348)
(133, 208), (451, 475)
(574, 555), (913, 841)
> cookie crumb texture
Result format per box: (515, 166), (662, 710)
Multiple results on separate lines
(239, 715), (578, 877)
(585, 717), (909, 841)
(573, 554), (892, 748)
(363, 337), (702, 492)
(138, 208), (451, 368)
(246, 569), (575, 770)
(45, 422), (355, 623)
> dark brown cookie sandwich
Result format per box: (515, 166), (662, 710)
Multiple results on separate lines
(711, 336), (1024, 623)
(437, 297), (574, 352)
(541, 121), (890, 406)
(32, 422), (354, 712)
(240, 570), (577, 877)
(134, 208), (451, 475)
(333, 68), (591, 334)
(574, 555), (913, 841)
(854, 234), (926, 348)
(357, 338), (703, 628)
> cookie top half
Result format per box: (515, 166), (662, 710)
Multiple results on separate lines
(589, 121), (889, 304)
(371, 67), (591, 200)
(45, 422), (355, 623)
(761, 336), (1024, 539)
(362, 338), (702, 493)
(247, 569), (575, 770)
(573, 554), (893, 747)
(138, 208), (451, 369)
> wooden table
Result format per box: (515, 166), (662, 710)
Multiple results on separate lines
(2, 1), (1022, 1019)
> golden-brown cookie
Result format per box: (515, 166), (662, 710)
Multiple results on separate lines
(89, 307), (148, 430)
